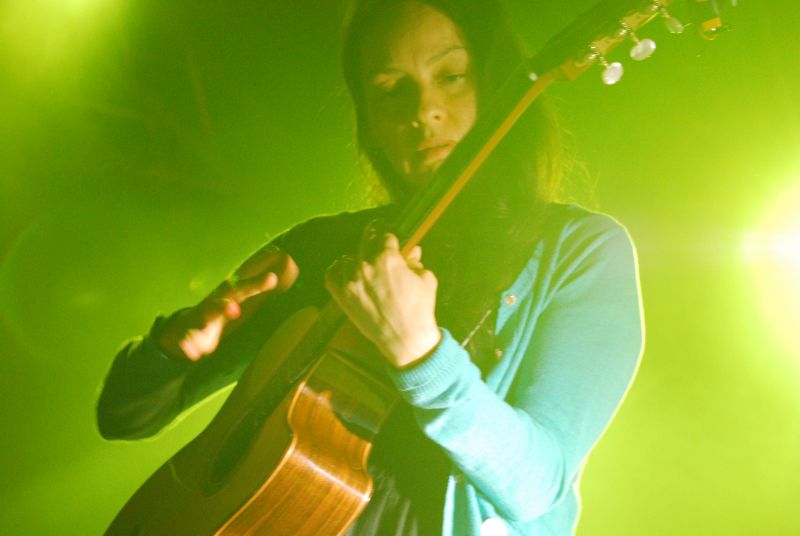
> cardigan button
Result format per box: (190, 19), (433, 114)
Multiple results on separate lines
(503, 294), (517, 306)
(494, 348), (504, 360)
(481, 517), (508, 536)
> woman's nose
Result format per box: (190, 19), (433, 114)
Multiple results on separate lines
(414, 86), (444, 127)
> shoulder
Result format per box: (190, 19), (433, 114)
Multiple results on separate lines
(274, 205), (396, 248)
(526, 203), (639, 294)
(266, 205), (397, 283)
(544, 203), (632, 244)
(273, 205), (395, 253)
(541, 203), (636, 261)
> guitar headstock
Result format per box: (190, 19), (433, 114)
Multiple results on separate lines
(530, 0), (682, 85)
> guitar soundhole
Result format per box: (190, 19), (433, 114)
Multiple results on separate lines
(204, 409), (266, 494)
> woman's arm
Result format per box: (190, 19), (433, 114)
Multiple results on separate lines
(330, 213), (643, 522)
(96, 206), (393, 441)
(393, 216), (642, 521)
(96, 246), (299, 440)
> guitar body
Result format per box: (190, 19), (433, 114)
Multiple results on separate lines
(106, 307), (397, 536)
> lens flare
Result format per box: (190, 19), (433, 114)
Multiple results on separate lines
(1, 0), (120, 80)
(744, 180), (800, 363)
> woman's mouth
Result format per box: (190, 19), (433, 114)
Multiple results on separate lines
(416, 139), (456, 167)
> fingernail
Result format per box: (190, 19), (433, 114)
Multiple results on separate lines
(224, 300), (241, 319)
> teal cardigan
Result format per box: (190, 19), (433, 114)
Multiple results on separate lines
(97, 204), (643, 535)
(386, 205), (643, 535)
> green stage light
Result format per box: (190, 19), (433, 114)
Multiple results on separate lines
(744, 179), (800, 365)
(1, 0), (121, 79)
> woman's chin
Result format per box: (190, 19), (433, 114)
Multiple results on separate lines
(404, 169), (436, 190)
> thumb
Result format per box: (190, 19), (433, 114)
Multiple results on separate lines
(406, 245), (424, 271)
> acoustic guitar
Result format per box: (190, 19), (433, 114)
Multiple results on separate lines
(105, 1), (714, 534)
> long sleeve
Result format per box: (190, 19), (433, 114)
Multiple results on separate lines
(96, 294), (299, 440)
(96, 314), (193, 440)
(386, 210), (643, 525)
(96, 206), (394, 440)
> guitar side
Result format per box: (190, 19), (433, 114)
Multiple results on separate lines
(105, 307), (397, 536)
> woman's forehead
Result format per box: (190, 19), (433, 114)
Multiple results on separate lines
(359, 1), (467, 74)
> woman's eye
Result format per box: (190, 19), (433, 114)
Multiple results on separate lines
(372, 76), (401, 96)
(440, 73), (467, 85)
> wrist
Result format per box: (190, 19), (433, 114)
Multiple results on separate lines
(390, 326), (442, 370)
(150, 311), (194, 364)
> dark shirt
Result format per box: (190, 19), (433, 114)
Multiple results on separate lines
(99, 205), (450, 533)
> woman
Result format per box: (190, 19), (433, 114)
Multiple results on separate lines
(97, 1), (644, 535)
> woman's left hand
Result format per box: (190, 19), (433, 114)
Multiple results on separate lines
(325, 229), (441, 369)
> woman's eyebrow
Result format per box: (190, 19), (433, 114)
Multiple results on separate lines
(369, 67), (403, 78)
(426, 44), (467, 66)
(367, 45), (468, 78)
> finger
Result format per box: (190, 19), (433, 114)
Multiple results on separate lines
(180, 338), (201, 361)
(233, 247), (299, 292)
(326, 266), (378, 328)
(204, 271), (278, 322)
(359, 259), (375, 281)
(326, 265), (366, 314)
(222, 298), (241, 320)
(198, 299), (235, 326)
(236, 245), (282, 278)
(406, 246), (424, 273)
(343, 256), (359, 280)
(373, 234), (405, 274)
(227, 271), (279, 303)
(382, 233), (400, 251)
(407, 262), (424, 274)
(325, 255), (356, 292)
(181, 316), (224, 360)
(325, 259), (343, 292)
(421, 269), (438, 289)
(406, 245), (422, 263)
(359, 220), (385, 261)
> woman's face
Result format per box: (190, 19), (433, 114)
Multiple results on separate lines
(360, 1), (477, 189)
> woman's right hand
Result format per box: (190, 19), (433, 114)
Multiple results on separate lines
(158, 246), (299, 361)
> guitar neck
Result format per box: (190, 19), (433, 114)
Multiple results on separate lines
(393, 0), (674, 254)
(248, 0), (695, 432)
(395, 67), (557, 255)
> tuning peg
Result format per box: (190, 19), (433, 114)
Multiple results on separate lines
(600, 59), (624, 85)
(630, 38), (657, 60)
(658, 5), (685, 34)
(620, 23), (657, 61)
(583, 47), (624, 85)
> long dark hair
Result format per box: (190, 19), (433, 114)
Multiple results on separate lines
(342, 0), (565, 341)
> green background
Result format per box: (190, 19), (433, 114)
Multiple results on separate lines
(1, 1), (799, 534)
